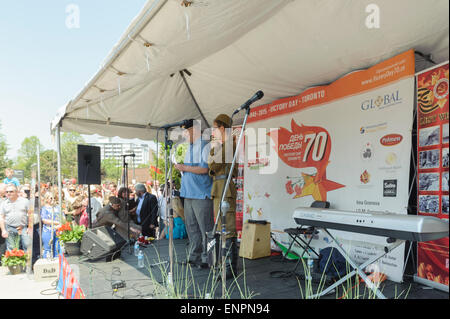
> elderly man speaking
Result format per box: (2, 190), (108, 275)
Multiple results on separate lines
(174, 119), (213, 269)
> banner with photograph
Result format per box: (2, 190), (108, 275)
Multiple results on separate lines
(416, 62), (449, 287)
(243, 50), (415, 282)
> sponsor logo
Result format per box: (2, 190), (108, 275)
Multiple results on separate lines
(385, 152), (398, 165)
(380, 134), (403, 146)
(383, 179), (397, 197)
(361, 142), (373, 161)
(360, 170), (371, 184)
(434, 78), (449, 100)
(360, 122), (387, 134)
(361, 90), (402, 111)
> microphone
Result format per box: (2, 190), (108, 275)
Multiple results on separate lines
(232, 90), (264, 116)
(160, 119), (189, 130)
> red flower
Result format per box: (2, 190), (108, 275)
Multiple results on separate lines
(285, 181), (294, 195)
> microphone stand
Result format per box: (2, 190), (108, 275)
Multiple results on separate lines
(208, 106), (251, 298)
(163, 128), (175, 288)
(121, 155), (132, 254)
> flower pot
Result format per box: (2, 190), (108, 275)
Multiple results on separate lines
(64, 241), (81, 256)
(8, 265), (25, 275)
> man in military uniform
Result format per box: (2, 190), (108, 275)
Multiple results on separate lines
(208, 114), (238, 278)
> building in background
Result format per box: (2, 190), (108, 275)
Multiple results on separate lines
(89, 138), (154, 166)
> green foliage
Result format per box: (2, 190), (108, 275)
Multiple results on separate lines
(1, 237), (27, 267)
(39, 150), (58, 184)
(60, 132), (85, 180)
(1, 252), (27, 267)
(14, 136), (44, 180)
(153, 142), (187, 190)
(56, 223), (86, 243)
(0, 121), (12, 180)
(101, 157), (122, 182)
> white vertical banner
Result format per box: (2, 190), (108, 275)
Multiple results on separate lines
(243, 50), (416, 282)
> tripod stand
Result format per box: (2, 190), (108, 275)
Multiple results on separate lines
(121, 154), (134, 254)
(162, 128), (176, 286)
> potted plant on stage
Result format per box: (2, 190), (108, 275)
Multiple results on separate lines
(1, 248), (28, 275)
(56, 222), (86, 256)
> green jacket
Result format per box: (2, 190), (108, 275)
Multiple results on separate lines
(208, 140), (237, 199)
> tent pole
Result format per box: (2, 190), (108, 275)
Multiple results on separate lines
(179, 70), (210, 128)
(56, 124), (63, 226)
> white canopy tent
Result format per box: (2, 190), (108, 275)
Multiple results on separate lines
(51, 0), (449, 139)
(48, 1), (449, 295)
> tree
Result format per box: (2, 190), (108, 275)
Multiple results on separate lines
(14, 136), (44, 180)
(101, 158), (122, 183)
(60, 132), (85, 180)
(152, 142), (187, 190)
(40, 150), (58, 184)
(0, 121), (12, 179)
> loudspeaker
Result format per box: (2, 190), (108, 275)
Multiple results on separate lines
(80, 226), (126, 261)
(77, 144), (101, 185)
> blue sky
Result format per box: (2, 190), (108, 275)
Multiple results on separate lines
(0, 0), (149, 158)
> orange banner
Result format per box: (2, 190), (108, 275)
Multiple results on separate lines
(248, 49), (415, 123)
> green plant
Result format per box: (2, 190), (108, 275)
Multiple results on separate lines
(56, 222), (86, 243)
(296, 256), (412, 299)
(1, 248), (28, 267)
(142, 245), (257, 299)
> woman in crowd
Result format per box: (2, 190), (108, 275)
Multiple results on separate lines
(118, 186), (137, 215)
(65, 197), (84, 224)
(40, 192), (62, 258)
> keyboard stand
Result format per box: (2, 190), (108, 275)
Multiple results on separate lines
(283, 227), (320, 274)
(309, 228), (405, 299)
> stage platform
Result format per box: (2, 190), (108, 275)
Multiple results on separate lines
(66, 238), (448, 300)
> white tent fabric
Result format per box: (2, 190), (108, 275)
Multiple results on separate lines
(51, 0), (449, 140)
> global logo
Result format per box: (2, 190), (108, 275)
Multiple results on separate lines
(380, 134), (403, 146)
(361, 90), (402, 111)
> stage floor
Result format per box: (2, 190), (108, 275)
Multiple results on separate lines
(66, 238), (448, 300)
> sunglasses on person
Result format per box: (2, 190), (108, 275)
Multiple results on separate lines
(6, 190), (16, 193)
(69, 189), (76, 192)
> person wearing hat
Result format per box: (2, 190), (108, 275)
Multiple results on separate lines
(208, 114), (238, 278)
(93, 196), (141, 240)
(174, 119), (213, 269)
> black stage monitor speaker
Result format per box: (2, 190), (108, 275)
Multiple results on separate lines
(77, 144), (101, 185)
(80, 226), (126, 261)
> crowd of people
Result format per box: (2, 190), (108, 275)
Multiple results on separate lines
(1, 113), (239, 279)
(0, 168), (187, 266)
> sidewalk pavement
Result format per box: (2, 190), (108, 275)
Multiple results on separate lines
(0, 266), (60, 299)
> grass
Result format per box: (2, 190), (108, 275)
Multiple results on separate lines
(142, 243), (258, 299)
(295, 255), (412, 299)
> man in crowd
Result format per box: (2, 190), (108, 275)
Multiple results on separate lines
(174, 119), (213, 269)
(93, 196), (140, 240)
(3, 168), (20, 187)
(0, 183), (6, 261)
(134, 183), (158, 238)
(0, 185), (31, 251)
